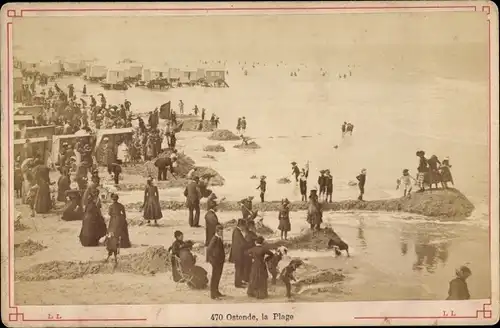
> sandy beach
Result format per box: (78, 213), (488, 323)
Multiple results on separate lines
(11, 12), (492, 306)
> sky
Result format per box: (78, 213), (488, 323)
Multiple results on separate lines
(13, 11), (489, 64)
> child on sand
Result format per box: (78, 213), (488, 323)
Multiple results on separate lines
(280, 259), (304, 299)
(447, 266), (472, 300)
(396, 169), (417, 197)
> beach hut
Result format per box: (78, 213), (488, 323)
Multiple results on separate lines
(14, 137), (50, 163)
(105, 66), (126, 84)
(168, 68), (181, 82)
(180, 69), (198, 85)
(23, 125), (56, 140)
(94, 128), (134, 165)
(85, 63), (107, 81)
(14, 115), (34, 130)
(50, 133), (92, 165)
(141, 68), (152, 82)
(14, 105), (44, 117)
(196, 68), (205, 81)
(63, 61), (81, 75)
(205, 67), (226, 83)
(13, 68), (23, 103)
(126, 64), (143, 79)
(38, 61), (62, 78)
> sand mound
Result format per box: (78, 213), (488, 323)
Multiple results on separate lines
(233, 141), (261, 149)
(16, 246), (172, 281)
(222, 219), (275, 236)
(122, 189), (473, 219)
(203, 144), (226, 152)
(14, 220), (29, 231)
(277, 177), (292, 184)
(14, 239), (47, 257)
(203, 154), (217, 160)
(209, 129), (241, 141)
(272, 227), (339, 251)
(295, 269), (346, 287)
(181, 118), (215, 132)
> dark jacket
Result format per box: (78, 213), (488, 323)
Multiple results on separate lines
(356, 174), (366, 188)
(207, 235), (225, 265)
(229, 227), (246, 263)
(184, 181), (201, 204)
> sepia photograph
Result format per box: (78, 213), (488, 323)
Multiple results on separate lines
(1, 1), (498, 326)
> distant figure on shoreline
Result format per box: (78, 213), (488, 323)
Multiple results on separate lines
(236, 117), (242, 135)
(240, 117), (247, 135)
(356, 168), (367, 201)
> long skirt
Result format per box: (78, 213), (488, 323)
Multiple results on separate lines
(34, 181), (52, 214)
(108, 216), (132, 248)
(79, 212), (107, 247)
(61, 201), (83, 221)
(278, 218), (291, 232)
(143, 200), (163, 221)
(247, 261), (269, 299)
(186, 266), (208, 289)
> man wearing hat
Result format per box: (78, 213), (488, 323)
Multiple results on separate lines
(318, 170), (326, 201)
(256, 175), (267, 203)
(229, 219), (247, 288)
(206, 224), (225, 300)
(291, 162), (300, 182)
(184, 176), (202, 227)
(239, 196), (255, 221)
(325, 169), (334, 203)
(204, 193), (219, 247)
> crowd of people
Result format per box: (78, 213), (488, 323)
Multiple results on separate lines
(168, 194), (303, 300)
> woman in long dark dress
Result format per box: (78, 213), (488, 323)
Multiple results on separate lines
(61, 189), (83, 221)
(79, 191), (107, 247)
(108, 193), (131, 248)
(34, 161), (52, 214)
(247, 236), (274, 299)
(179, 240), (208, 289)
(57, 168), (71, 202)
(142, 177), (163, 225)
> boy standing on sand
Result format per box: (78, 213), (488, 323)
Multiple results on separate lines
(356, 169), (367, 201)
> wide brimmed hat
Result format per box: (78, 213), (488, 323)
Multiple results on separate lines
(325, 169), (330, 173)
(247, 196), (254, 200)
(291, 161), (297, 165)
(310, 186), (318, 192)
(260, 175), (266, 179)
(320, 170), (325, 173)
(282, 198), (290, 204)
(208, 192), (218, 200)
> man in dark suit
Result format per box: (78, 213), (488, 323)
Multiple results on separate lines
(206, 224), (225, 300)
(229, 219), (247, 288)
(155, 156), (173, 181)
(184, 176), (201, 227)
(205, 193), (219, 248)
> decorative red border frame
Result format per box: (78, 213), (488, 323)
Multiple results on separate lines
(3, 3), (495, 325)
